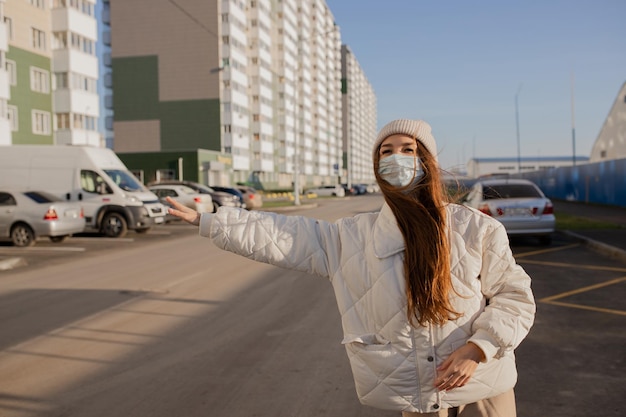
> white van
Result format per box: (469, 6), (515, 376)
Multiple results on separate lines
(0, 145), (166, 237)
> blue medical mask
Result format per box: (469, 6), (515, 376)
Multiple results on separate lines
(378, 154), (424, 187)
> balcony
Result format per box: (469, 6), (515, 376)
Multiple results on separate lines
(51, 7), (97, 39)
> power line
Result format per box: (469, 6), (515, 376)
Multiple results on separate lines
(165, 0), (219, 39)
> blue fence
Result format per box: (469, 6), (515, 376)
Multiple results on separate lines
(516, 158), (626, 208)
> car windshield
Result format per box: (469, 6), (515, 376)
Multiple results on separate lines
(103, 170), (145, 192)
(483, 184), (542, 200)
(24, 191), (62, 203)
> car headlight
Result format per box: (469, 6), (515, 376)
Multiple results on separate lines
(125, 195), (142, 205)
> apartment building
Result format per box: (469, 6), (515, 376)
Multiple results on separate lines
(0, 0), (99, 146)
(0, 0), (10, 143)
(110, 0), (352, 191)
(341, 44), (376, 186)
(590, 81), (626, 162)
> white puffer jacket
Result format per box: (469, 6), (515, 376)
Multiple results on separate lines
(199, 203), (535, 413)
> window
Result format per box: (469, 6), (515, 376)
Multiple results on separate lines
(4, 17), (12, 40)
(30, 0), (46, 9)
(5, 60), (16, 85)
(32, 28), (46, 50)
(53, 32), (68, 49)
(54, 72), (68, 89)
(32, 110), (51, 135)
(7, 106), (18, 131)
(55, 113), (70, 129)
(81, 170), (111, 194)
(30, 67), (50, 93)
(0, 192), (17, 206)
(70, 73), (97, 93)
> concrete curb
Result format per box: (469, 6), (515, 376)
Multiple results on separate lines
(260, 203), (319, 212)
(560, 230), (626, 264)
(0, 257), (28, 271)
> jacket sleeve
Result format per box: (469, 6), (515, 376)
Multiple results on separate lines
(198, 207), (341, 279)
(468, 222), (536, 361)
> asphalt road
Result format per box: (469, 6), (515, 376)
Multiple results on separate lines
(0, 195), (624, 417)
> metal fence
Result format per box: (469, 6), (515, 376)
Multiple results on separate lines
(516, 158), (626, 208)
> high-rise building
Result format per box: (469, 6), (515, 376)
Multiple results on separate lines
(0, 0), (10, 143)
(0, 0), (100, 146)
(341, 44), (376, 186)
(109, 0), (354, 190)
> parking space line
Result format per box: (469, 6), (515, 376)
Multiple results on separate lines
(540, 276), (626, 302)
(541, 300), (626, 316)
(515, 243), (580, 258)
(0, 246), (86, 252)
(69, 237), (135, 243)
(539, 276), (626, 316)
(518, 259), (626, 273)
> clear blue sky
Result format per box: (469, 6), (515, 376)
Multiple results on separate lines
(326, 0), (626, 170)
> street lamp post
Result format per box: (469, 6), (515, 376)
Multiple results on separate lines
(293, 81), (301, 205)
(515, 84), (523, 173)
(571, 72), (576, 166)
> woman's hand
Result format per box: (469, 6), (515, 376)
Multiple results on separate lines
(165, 197), (201, 226)
(435, 342), (485, 391)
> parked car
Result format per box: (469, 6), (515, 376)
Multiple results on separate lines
(210, 186), (246, 209)
(236, 185), (264, 209)
(306, 185), (346, 197)
(0, 190), (85, 247)
(341, 184), (356, 196)
(148, 181), (243, 212)
(459, 178), (555, 245)
(148, 185), (213, 221)
(353, 184), (368, 195)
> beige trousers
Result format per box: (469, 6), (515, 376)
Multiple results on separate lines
(401, 389), (516, 417)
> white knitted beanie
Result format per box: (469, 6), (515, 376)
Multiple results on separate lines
(373, 119), (438, 163)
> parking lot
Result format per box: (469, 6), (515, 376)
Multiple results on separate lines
(0, 221), (197, 270)
(0, 197), (624, 416)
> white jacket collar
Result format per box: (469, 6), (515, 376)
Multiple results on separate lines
(372, 203), (405, 258)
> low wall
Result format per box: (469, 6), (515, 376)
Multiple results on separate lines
(516, 158), (626, 208)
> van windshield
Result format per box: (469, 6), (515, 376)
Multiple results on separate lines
(103, 170), (145, 192)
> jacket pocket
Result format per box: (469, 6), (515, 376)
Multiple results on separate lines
(342, 333), (390, 350)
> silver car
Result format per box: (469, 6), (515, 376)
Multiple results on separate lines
(306, 185), (346, 197)
(149, 185), (213, 221)
(0, 190), (86, 247)
(460, 178), (555, 245)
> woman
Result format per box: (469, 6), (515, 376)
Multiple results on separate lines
(167, 119), (535, 416)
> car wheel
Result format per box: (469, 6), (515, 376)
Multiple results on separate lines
(538, 235), (552, 246)
(49, 235), (69, 243)
(101, 212), (128, 238)
(11, 223), (36, 247)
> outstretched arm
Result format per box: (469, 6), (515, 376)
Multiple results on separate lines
(165, 196), (201, 226)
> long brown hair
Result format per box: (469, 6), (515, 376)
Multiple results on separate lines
(374, 140), (461, 326)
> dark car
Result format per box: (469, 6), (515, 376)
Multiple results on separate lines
(353, 184), (368, 195)
(147, 181), (243, 212)
(210, 186), (246, 209)
(341, 184), (356, 196)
